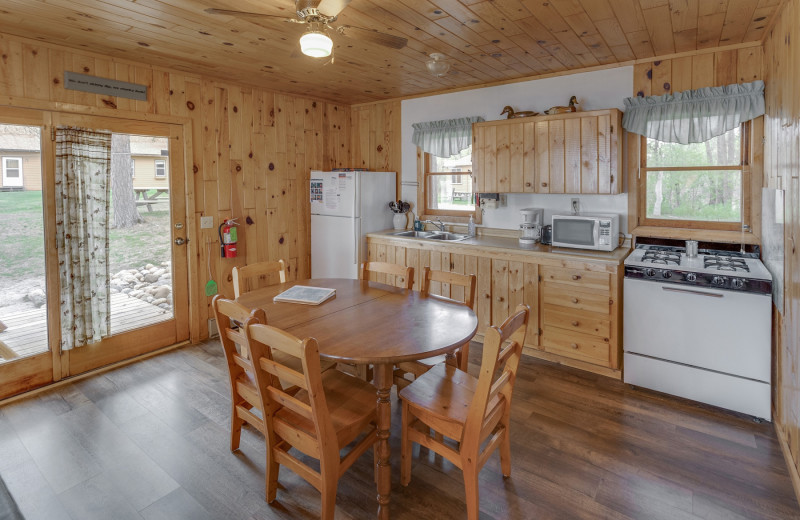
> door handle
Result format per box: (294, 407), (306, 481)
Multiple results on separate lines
(174, 237), (189, 245)
(661, 286), (723, 298)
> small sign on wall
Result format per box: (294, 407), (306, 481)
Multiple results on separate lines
(64, 71), (148, 101)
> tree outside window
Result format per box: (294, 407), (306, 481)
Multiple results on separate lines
(640, 124), (749, 231)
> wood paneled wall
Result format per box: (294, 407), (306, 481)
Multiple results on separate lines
(350, 100), (403, 196)
(0, 32), (351, 340)
(764, 0), (800, 498)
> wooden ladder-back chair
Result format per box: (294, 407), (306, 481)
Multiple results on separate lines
(399, 304), (530, 520)
(394, 267), (477, 390)
(359, 261), (414, 289)
(211, 295), (268, 453)
(245, 321), (379, 518)
(232, 259), (287, 298)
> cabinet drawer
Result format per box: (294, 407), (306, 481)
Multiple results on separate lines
(541, 327), (610, 365)
(541, 266), (610, 292)
(542, 285), (610, 314)
(542, 305), (610, 338)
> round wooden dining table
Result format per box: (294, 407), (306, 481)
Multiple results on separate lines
(235, 278), (478, 519)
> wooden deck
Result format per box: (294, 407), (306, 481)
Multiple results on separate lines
(0, 293), (172, 362)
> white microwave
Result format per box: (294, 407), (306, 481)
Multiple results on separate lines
(551, 213), (619, 251)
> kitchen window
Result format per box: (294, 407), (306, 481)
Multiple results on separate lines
(154, 159), (166, 178)
(420, 147), (476, 219)
(638, 123), (750, 231)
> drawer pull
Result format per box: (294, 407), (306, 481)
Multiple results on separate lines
(541, 182), (548, 187)
(571, 321), (579, 326)
(571, 343), (579, 349)
(572, 275), (581, 280)
(571, 297), (579, 304)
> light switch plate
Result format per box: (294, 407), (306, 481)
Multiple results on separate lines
(200, 216), (214, 229)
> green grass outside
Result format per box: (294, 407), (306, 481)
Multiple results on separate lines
(0, 191), (171, 280)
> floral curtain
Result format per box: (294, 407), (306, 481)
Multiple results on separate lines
(55, 127), (112, 351)
(622, 80), (765, 144)
(411, 116), (484, 158)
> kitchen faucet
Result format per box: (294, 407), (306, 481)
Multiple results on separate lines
(424, 218), (446, 232)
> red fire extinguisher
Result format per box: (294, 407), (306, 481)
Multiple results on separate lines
(219, 218), (238, 258)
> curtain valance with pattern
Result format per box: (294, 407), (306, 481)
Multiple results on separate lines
(411, 116), (484, 158)
(622, 80), (765, 144)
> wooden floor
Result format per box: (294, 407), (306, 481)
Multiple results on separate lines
(0, 293), (172, 361)
(0, 340), (798, 520)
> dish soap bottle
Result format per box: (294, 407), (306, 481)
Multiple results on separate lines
(468, 215), (476, 237)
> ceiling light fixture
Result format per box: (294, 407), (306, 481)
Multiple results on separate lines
(426, 53), (450, 77)
(300, 24), (333, 58)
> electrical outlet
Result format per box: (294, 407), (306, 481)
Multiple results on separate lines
(200, 216), (214, 229)
(571, 198), (580, 214)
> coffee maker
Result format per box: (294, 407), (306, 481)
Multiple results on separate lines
(519, 208), (544, 247)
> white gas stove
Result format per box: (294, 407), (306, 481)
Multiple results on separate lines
(623, 244), (773, 420)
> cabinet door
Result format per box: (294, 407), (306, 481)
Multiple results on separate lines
(509, 122), (524, 192)
(472, 125), (485, 193)
(484, 125), (497, 192)
(535, 120), (550, 193)
(523, 121), (536, 193)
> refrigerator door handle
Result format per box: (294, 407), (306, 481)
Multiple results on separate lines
(354, 218), (361, 264)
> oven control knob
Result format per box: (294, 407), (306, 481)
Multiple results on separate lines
(685, 273), (697, 282)
(645, 268), (656, 277)
(731, 278), (745, 290)
(711, 276), (725, 287)
(662, 271), (672, 279)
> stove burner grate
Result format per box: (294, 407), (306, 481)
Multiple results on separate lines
(641, 250), (681, 266)
(704, 255), (750, 272)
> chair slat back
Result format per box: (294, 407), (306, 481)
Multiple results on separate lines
(245, 322), (337, 461)
(232, 259), (287, 298)
(420, 267), (476, 309)
(359, 261), (414, 289)
(462, 304), (529, 451)
(212, 295), (267, 417)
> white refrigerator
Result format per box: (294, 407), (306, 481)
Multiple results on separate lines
(310, 170), (396, 279)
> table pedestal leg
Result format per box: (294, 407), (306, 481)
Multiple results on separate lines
(373, 363), (392, 520)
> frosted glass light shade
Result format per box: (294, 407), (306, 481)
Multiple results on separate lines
(426, 53), (450, 77)
(300, 31), (333, 58)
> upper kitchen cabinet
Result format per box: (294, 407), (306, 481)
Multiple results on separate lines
(472, 109), (623, 195)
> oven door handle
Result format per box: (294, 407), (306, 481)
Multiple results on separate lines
(661, 286), (724, 298)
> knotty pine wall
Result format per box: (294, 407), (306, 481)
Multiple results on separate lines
(350, 100), (403, 198)
(764, 0), (800, 495)
(0, 32), (351, 341)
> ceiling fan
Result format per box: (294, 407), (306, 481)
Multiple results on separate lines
(205, 0), (408, 60)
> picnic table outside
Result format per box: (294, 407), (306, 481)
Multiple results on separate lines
(134, 188), (169, 212)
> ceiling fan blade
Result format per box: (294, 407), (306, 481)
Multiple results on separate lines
(316, 0), (351, 17)
(204, 8), (298, 22)
(337, 25), (408, 49)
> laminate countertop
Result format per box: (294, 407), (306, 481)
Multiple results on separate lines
(368, 230), (631, 266)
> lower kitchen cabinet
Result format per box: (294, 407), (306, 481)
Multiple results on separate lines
(366, 236), (624, 378)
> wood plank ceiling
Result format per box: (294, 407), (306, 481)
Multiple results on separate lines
(0, 0), (783, 104)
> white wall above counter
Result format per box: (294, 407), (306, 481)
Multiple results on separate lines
(401, 66), (634, 233)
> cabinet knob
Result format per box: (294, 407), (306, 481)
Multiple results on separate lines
(571, 321), (579, 327)
(525, 182), (531, 187)
(497, 296), (505, 302)
(571, 343), (579, 349)
(541, 182), (548, 187)
(571, 297), (579, 304)
(572, 275), (581, 280)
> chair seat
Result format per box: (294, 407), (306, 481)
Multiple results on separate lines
(277, 369), (377, 448)
(399, 363), (502, 441)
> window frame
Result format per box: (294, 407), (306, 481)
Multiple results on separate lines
(637, 121), (751, 232)
(2, 156), (22, 180)
(154, 159), (166, 179)
(416, 148), (480, 224)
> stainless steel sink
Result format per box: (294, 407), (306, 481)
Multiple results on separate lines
(389, 230), (439, 238)
(426, 232), (470, 241)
